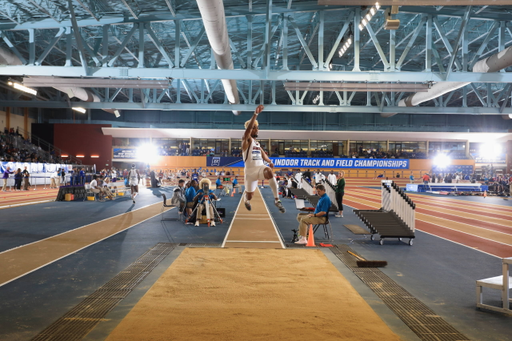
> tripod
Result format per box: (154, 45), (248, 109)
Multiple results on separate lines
(186, 194), (223, 227)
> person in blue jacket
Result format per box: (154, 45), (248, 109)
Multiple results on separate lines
(185, 180), (198, 218)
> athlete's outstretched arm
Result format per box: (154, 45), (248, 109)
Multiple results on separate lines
(242, 105), (264, 141)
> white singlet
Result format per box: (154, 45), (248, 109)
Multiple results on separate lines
(243, 138), (268, 193)
(129, 169), (139, 187)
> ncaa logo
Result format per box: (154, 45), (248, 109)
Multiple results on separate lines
(212, 157), (221, 166)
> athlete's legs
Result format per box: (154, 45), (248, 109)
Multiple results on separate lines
(263, 167), (279, 200)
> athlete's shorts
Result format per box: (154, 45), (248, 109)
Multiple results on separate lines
(129, 180), (139, 187)
(244, 165), (268, 193)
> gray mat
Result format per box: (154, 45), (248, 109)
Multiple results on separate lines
(344, 224), (370, 235)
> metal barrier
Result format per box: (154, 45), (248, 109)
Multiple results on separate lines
(381, 180), (415, 232)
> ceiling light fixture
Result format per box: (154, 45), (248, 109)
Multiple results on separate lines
(72, 107), (86, 114)
(338, 36), (353, 57)
(312, 94), (321, 104)
(23, 77), (173, 89)
(8, 81), (37, 96)
(114, 109), (121, 118)
(359, 2), (380, 31)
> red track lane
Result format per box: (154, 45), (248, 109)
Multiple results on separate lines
(344, 196), (512, 257)
(347, 186), (512, 214)
(346, 191), (512, 235)
(0, 191), (57, 207)
(348, 188), (512, 223)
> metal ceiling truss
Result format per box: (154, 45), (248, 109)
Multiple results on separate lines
(0, 2), (512, 116)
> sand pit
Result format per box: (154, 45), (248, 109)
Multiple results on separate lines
(106, 248), (400, 341)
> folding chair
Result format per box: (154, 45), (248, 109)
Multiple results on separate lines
(161, 194), (179, 221)
(313, 214), (333, 241)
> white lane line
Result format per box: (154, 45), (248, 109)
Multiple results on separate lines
(0, 204), (168, 288)
(225, 240), (281, 243)
(258, 188), (286, 249)
(0, 203), (159, 256)
(221, 193), (244, 248)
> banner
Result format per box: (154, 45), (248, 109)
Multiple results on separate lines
(206, 157), (409, 169)
(113, 148), (137, 159)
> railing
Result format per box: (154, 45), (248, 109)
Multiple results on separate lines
(381, 180), (416, 232)
(16, 127), (82, 165)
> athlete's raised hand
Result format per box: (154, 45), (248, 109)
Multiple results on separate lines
(255, 105), (264, 115)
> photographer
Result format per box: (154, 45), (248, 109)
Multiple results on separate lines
(193, 178), (218, 227)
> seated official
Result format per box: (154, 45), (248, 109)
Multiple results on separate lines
(295, 184), (331, 245)
(89, 175), (112, 201)
(193, 178), (218, 227)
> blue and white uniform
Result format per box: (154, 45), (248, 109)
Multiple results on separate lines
(243, 138), (267, 193)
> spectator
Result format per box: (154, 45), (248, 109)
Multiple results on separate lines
(422, 173), (430, 185)
(185, 180), (198, 219)
(14, 168), (22, 191)
(2, 166), (12, 191)
(409, 172), (414, 184)
(327, 170), (337, 185)
(171, 179), (186, 214)
(335, 171), (345, 218)
(22, 166), (30, 190)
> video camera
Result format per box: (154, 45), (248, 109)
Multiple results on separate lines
(202, 182), (210, 192)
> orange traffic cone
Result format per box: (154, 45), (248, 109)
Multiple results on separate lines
(306, 224), (316, 247)
(231, 188), (235, 197)
(483, 190), (487, 198)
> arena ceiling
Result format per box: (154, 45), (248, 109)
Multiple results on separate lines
(1, 1), (512, 117)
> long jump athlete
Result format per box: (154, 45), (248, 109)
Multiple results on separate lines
(242, 105), (285, 213)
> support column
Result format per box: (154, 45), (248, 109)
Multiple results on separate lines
(465, 140), (470, 158)
(6, 107), (10, 131)
(24, 108), (28, 139)
(426, 141), (430, 157)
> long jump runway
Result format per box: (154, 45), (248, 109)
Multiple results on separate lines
(222, 188), (285, 249)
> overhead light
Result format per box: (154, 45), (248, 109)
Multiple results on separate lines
(61, 154), (68, 158)
(23, 77), (173, 89)
(338, 35), (353, 58)
(76, 154), (85, 158)
(72, 107), (86, 114)
(91, 155), (100, 158)
(359, 2), (380, 31)
(8, 81), (37, 96)
(114, 109), (121, 118)
(312, 94), (321, 104)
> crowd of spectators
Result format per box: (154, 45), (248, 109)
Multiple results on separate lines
(1, 128), (68, 164)
(351, 148), (427, 159)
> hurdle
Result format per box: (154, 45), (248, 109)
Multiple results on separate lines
(354, 180), (416, 245)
